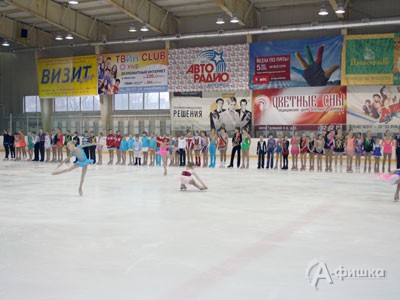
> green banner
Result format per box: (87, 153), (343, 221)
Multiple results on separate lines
(342, 33), (400, 85)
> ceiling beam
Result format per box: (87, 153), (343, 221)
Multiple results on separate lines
(329, 0), (344, 19)
(104, 0), (179, 34)
(211, 0), (259, 27)
(4, 0), (111, 41)
(0, 14), (52, 47)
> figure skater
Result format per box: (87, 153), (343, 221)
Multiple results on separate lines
(291, 131), (300, 170)
(200, 131), (209, 168)
(156, 141), (170, 175)
(299, 132), (308, 171)
(363, 131), (374, 173)
(208, 129), (217, 167)
(308, 132), (316, 171)
(373, 138), (382, 173)
(180, 162), (208, 191)
(378, 169), (400, 201)
(52, 141), (93, 196)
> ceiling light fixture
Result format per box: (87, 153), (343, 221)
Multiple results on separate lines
(129, 24), (137, 32)
(65, 33), (74, 40)
(318, 5), (329, 16)
(55, 33), (63, 41)
(2, 39), (10, 47)
(230, 12), (239, 23)
(335, 1), (345, 13)
(68, 0), (79, 4)
(140, 24), (149, 32)
(216, 15), (225, 25)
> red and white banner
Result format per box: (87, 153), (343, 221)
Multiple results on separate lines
(168, 44), (249, 92)
(253, 86), (347, 131)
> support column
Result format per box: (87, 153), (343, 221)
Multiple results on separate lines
(40, 98), (53, 131)
(100, 94), (112, 132)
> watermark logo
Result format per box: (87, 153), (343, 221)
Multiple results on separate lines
(306, 260), (386, 290)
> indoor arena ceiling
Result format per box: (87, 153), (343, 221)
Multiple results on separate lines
(0, 0), (399, 51)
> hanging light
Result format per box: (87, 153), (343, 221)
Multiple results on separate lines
(318, 5), (329, 16)
(129, 24), (137, 32)
(230, 12), (239, 23)
(65, 33), (74, 40)
(68, 0), (79, 4)
(2, 39), (10, 47)
(216, 14), (225, 25)
(55, 33), (63, 40)
(335, 1), (345, 13)
(140, 24), (149, 32)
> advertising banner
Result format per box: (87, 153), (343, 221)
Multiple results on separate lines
(37, 55), (97, 97)
(171, 96), (252, 132)
(347, 85), (400, 130)
(341, 33), (400, 85)
(169, 44), (249, 92)
(250, 35), (343, 90)
(253, 86), (347, 131)
(97, 49), (168, 94)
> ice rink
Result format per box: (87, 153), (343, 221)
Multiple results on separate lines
(0, 158), (399, 300)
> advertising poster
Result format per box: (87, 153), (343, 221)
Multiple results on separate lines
(347, 85), (400, 130)
(253, 86), (347, 131)
(250, 35), (343, 90)
(97, 49), (168, 94)
(171, 96), (252, 132)
(37, 55), (97, 97)
(341, 33), (400, 85)
(169, 44), (249, 92)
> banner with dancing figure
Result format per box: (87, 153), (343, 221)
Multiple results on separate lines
(347, 85), (400, 129)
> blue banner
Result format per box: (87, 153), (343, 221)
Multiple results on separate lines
(250, 35), (343, 90)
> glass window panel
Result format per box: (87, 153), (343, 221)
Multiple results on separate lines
(93, 95), (100, 111)
(68, 97), (80, 111)
(36, 97), (41, 112)
(114, 94), (129, 110)
(81, 96), (93, 111)
(159, 92), (170, 109)
(129, 93), (143, 110)
(24, 96), (38, 112)
(55, 97), (68, 112)
(144, 92), (159, 110)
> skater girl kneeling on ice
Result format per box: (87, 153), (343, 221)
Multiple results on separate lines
(180, 162), (208, 191)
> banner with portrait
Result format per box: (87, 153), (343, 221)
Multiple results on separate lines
(253, 86), (347, 131)
(171, 96), (252, 132)
(37, 55), (98, 97)
(341, 33), (400, 85)
(347, 85), (400, 130)
(97, 49), (168, 94)
(250, 35), (343, 90)
(168, 44), (249, 91)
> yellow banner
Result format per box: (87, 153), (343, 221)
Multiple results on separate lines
(37, 55), (98, 97)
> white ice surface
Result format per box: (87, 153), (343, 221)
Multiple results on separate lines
(0, 159), (399, 300)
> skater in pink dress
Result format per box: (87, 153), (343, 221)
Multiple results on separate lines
(290, 131), (300, 170)
(156, 141), (170, 175)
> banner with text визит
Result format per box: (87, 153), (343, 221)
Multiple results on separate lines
(37, 55), (97, 97)
(171, 96), (252, 132)
(168, 44), (249, 92)
(252, 86), (347, 131)
(250, 35), (343, 90)
(341, 33), (400, 85)
(347, 85), (400, 129)
(97, 50), (168, 95)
